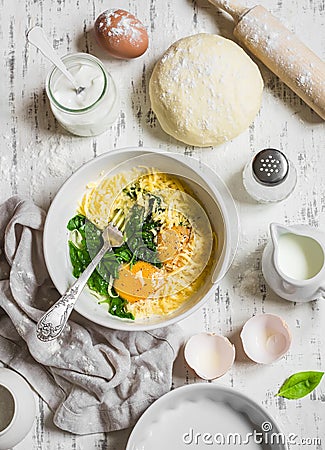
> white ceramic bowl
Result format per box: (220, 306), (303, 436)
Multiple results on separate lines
(44, 147), (239, 330)
(126, 383), (287, 450)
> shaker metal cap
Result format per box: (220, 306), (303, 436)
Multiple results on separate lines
(252, 149), (289, 186)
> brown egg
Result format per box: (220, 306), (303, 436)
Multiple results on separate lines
(94, 9), (149, 59)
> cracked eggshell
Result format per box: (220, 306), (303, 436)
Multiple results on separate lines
(240, 314), (292, 364)
(184, 333), (235, 380)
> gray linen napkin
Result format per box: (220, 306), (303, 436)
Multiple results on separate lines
(0, 196), (182, 435)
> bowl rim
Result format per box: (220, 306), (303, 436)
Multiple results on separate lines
(43, 146), (239, 331)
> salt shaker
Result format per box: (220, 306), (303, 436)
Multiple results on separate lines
(243, 148), (297, 203)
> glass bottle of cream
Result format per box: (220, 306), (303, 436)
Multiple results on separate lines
(46, 53), (119, 137)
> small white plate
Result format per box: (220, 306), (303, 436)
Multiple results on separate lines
(127, 384), (287, 450)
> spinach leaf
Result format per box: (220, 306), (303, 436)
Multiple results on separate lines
(67, 214), (86, 231)
(69, 216), (125, 281)
(87, 270), (110, 296)
(148, 193), (163, 216)
(68, 241), (108, 295)
(114, 243), (133, 263)
(276, 371), (324, 399)
(67, 204), (162, 320)
(68, 241), (87, 278)
(84, 220), (102, 256)
(100, 296), (134, 320)
(123, 182), (140, 199)
(98, 252), (121, 280)
(124, 204), (162, 267)
(67, 215), (134, 320)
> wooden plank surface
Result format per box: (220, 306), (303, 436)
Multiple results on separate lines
(0, 0), (324, 449)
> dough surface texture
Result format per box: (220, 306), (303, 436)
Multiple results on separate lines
(149, 33), (264, 147)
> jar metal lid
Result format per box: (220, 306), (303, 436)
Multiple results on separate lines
(252, 149), (289, 186)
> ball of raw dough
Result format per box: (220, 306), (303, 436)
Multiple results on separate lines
(149, 34), (264, 147)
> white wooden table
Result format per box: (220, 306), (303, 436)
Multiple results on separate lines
(0, 0), (324, 449)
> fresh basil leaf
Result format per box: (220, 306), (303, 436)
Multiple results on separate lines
(276, 371), (324, 399)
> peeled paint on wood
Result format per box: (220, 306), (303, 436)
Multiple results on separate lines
(0, 0), (324, 448)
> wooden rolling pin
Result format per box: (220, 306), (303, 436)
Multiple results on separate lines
(208, 0), (325, 120)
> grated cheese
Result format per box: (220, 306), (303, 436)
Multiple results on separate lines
(77, 167), (215, 318)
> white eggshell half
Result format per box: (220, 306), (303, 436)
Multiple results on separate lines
(240, 314), (292, 364)
(184, 333), (235, 380)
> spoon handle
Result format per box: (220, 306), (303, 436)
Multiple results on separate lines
(27, 26), (78, 90)
(36, 241), (112, 342)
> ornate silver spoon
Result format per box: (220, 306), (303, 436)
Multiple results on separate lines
(36, 223), (123, 342)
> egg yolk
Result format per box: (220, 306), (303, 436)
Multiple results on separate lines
(114, 261), (161, 303)
(158, 226), (191, 262)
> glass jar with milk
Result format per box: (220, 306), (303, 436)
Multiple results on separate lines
(46, 53), (119, 137)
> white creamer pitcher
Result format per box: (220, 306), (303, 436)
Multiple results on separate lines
(262, 223), (325, 302)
